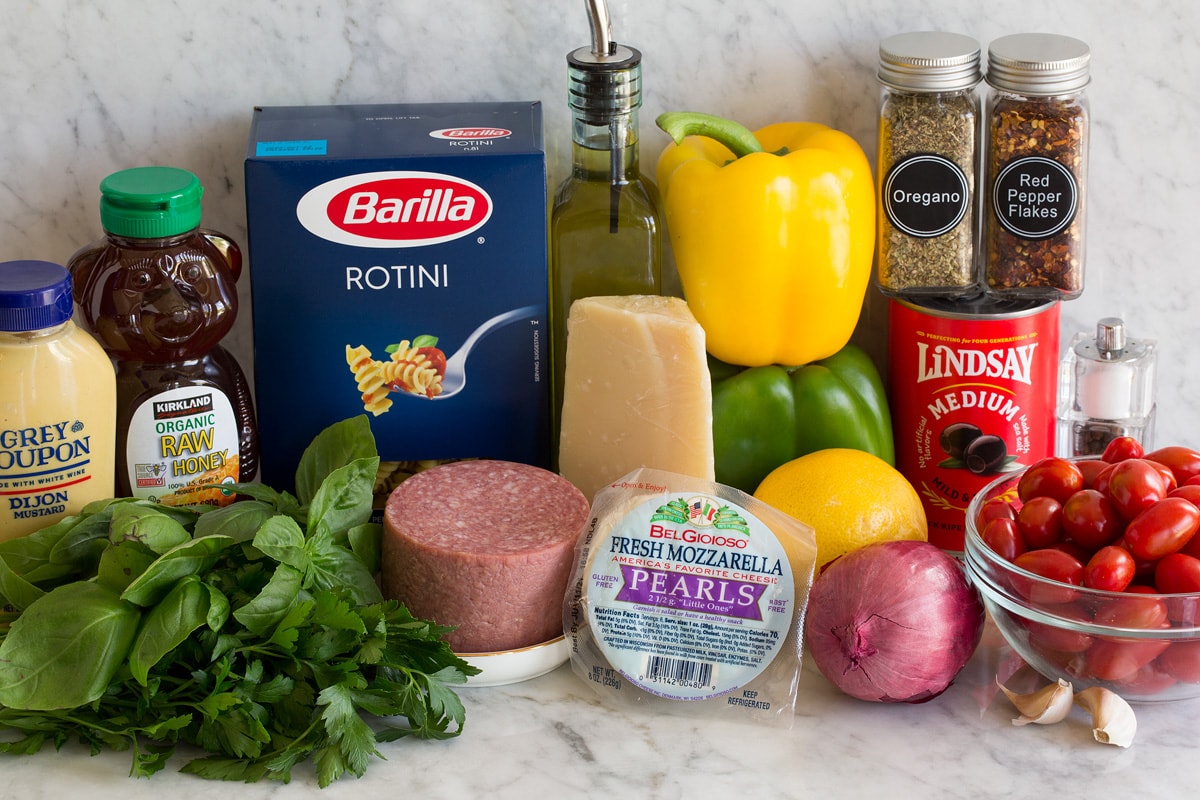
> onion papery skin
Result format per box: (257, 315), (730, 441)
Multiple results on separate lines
(805, 540), (985, 703)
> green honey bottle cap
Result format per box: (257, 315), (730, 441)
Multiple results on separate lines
(99, 165), (204, 238)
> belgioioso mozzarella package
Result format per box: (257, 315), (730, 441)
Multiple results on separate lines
(563, 468), (817, 726)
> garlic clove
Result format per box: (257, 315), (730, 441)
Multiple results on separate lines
(997, 678), (1075, 726)
(1075, 686), (1137, 747)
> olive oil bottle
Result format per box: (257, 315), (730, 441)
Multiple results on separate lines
(550, 0), (663, 462)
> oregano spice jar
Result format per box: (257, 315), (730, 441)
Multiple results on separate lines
(982, 33), (1090, 300)
(876, 31), (982, 297)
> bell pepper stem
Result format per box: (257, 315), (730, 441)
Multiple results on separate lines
(656, 111), (765, 158)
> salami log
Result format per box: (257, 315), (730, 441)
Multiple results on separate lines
(381, 459), (590, 654)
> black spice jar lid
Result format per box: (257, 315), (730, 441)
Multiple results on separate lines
(986, 33), (1091, 95)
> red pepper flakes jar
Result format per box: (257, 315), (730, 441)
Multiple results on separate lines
(982, 33), (1090, 300)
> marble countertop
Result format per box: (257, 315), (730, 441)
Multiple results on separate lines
(3, 623), (1193, 798)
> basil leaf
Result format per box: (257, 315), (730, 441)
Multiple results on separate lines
(109, 504), (192, 554)
(204, 582), (231, 631)
(294, 415), (377, 506)
(233, 563), (304, 635)
(0, 582), (140, 710)
(210, 481), (301, 516)
(307, 456), (379, 539)
(345, 522), (382, 576)
(48, 511), (115, 570)
(121, 535), (235, 607)
(193, 500), (277, 543)
(0, 514), (77, 575)
(128, 575), (210, 685)
(0, 557), (44, 611)
(251, 515), (309, 572)
(307, 541), (382, 606)
(96, 539), (158, 594)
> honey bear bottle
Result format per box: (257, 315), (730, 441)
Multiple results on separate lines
(68, 166), (258, 505)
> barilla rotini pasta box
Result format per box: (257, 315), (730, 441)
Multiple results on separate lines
(244, 102), (550, 492)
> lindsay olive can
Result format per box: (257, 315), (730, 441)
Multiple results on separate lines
(888, 295), (1060, 551)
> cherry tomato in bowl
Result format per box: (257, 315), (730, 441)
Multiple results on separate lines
(964, 448), (1200, 702)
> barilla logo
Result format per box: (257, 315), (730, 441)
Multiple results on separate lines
(428, 127), (512, 140)
(296, 171), (493, 248)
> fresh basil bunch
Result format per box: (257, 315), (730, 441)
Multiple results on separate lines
(0, 415), (477, 786)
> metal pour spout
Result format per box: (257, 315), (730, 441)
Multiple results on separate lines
(571, 0), (638, 227)
(586, 0), (613, 58)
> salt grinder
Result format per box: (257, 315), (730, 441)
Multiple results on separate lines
(1059, 317), (1157, 456)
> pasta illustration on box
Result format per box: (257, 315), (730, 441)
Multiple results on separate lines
(346, 334), (447, 415)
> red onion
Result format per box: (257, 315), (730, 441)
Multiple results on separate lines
(805, 540), (984, 703)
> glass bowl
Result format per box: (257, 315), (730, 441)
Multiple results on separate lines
(963, 460), (1200, 703)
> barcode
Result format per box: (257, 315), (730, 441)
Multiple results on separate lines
(645, 655), (713, 686)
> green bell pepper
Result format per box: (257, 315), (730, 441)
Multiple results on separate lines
(711, 343), (895, 494)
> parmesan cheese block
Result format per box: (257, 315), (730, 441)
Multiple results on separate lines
(558, 295), (714, 500)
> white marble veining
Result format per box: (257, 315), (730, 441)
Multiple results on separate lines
(1, 1), (1199, 792)
(2, 1), (1195, 448)
(0, 630), (1196, 797)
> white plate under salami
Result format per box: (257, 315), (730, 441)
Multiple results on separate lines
(459, 636), (570, 687)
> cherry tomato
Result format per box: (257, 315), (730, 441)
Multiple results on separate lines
(1092, 462), (1116, 495)
(1148, 460), (1179, 493)
(1169, 483), (1200, 510)
(1146, 445), (1200, 486)
(977, 496), (1018, 527)
(1123, 497), (1200, 561)
(1186, 474), (1200, 488)
(1154, 552), (1200, 594)
(1050, 541), (1090, 563)
(1102, 436), (1144, 463)
(1012, 548), (1084, 605)
(1158, 641), (1200, 683)
(1105, 458), (1169, 521)
(1093, 592), (1169, 629)
(1083, 545), (1136, 592)
(1017, 496), (1063, 549)
(1077, 459), (1111, 490)
(1113, 660), (1177, 696)
(1164, 593), (1200, 626)
(1086, 637), (1171, 682)
(1113, 538), (1161, 585)
(982, 517), (1025, 562)
(1185, 526), (1200, 558)
(1024, 604), (1094, 653)
(1061, 488), (1122, 551)
(1017, 457), (1084, 504)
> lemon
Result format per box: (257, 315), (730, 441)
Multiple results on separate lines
(753, 448), (927, 568)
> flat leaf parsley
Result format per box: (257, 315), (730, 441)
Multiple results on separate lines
(0, 416), (478, 787)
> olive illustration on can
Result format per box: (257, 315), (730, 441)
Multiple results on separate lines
(936, 424), (1018, 475)
(939, 422), (983, 459)
(963, 434), (1008, 474)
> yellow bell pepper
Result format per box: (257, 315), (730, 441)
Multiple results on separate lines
(655, 112), (875, 368)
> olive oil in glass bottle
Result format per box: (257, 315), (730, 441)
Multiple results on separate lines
(550, 0), (663, 459)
